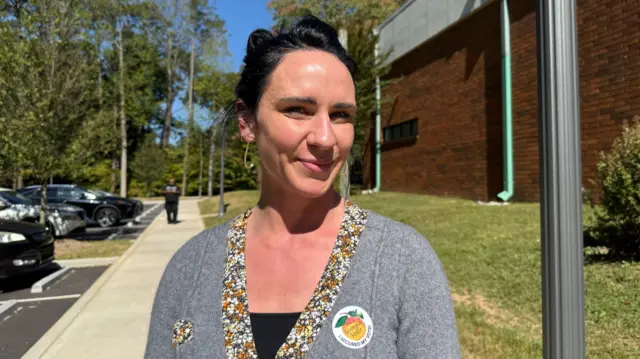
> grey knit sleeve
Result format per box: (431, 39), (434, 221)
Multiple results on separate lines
(395, 225), (461, 359)
(144, 231), (209, 359)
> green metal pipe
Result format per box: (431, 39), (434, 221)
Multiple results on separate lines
(374, 41), (381, 192)
(498, 0), (514, 202)
(364, 29), (382, 194)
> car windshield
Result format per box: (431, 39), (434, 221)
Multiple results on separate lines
(0, 191), (33, 205)
(88, 189), (113, 197)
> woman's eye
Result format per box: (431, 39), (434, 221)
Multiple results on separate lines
(331, 111), (352, 121)
(284, 107), (307, 115)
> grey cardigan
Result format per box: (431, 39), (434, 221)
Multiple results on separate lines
(145, 210), (461, 358)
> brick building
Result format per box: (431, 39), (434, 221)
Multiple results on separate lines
(363, 0), (640, 202)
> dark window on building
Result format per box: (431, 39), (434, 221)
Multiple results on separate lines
(384, 119), (418, 142)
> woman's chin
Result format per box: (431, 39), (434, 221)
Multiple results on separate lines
(286, 175), (337, 199)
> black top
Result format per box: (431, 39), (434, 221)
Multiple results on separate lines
(250, 312), (301, 359)
(162, 184), (181, 203)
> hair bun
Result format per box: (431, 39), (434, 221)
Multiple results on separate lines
(294, 15), (338, 36)
(247, 29), (274, 55)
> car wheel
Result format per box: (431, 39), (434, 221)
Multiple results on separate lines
(95, 208), (119, 228)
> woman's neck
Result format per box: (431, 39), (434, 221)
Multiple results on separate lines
(252, 180), (343, 236)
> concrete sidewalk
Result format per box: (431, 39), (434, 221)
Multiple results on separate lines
(23, 199), (205, 359)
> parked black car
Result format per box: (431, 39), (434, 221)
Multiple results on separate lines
(18, 184), (143, 228)
(0, 188), (87, 237)
(0, 219), (55, 279)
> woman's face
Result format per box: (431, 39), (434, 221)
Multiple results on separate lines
(240, 50), (356, 198)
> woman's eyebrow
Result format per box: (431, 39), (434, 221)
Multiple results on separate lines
(277, 96), (317, 105)
(333, 102), (356, 110)
(276, 97), (356, 110)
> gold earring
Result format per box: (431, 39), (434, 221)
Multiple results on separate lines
(244, 142), (254, 169)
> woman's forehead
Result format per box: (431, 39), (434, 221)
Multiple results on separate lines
(263, 50), (355, 103)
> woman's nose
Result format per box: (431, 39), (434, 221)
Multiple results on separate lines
(306, 113), (337, 149)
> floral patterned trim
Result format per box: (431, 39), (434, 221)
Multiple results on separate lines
(172, 319), (194, 348)
(222, 201), (368, 359)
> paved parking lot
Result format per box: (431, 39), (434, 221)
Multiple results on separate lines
(0, 266), (107, 358)
(0, 202), (163, 359)
(69, 202), (164, 241)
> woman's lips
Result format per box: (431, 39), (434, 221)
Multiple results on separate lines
(299, 159), (333, 173)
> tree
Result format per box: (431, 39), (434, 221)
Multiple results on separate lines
(0, 18), (28, 184)
(131, 136), (166, 196)
(194, 68), (239, 196)
(180, 0), (229, 193)
(267, 0), (406, 29)
(153, 0), (189, 147)
(0, 0), (240, 201)
(117, 19), (128, 197)
(1, 0), (96, 221)
(110, 0), (166, 197)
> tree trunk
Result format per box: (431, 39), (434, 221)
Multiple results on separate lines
(17, 174), (23, 189)
(182, 34), (196, 193)
(161, 36), (174, 147)
(118, 22), (127, 198)
(198, 131), (204, 197)
(111, 157), (117, 193)
(161, 0), (181, 148)
(207, 126), (216, 197)
(218, 124), (226, 217)
(40, 183), (47, 224)
(97, 30), (102, 108)
(111, 102), (118, 194)
(12, 176), (17, 190)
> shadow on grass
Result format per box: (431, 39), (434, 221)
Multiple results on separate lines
(583, 229), (640, 264)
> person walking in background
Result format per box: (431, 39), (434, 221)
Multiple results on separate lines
(162, 178), (181, 224)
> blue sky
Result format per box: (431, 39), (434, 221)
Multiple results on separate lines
(171, 0), (272, 136)
(214, 0), (274, 71)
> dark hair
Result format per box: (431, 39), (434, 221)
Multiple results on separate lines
(235, 15), (357, 114)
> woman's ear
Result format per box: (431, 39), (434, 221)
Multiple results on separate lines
(237, 99), (256, 143)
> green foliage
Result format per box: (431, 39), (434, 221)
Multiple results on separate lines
(194, 67), (239, 112)
(267, 0), (406, 29)
(2, 0), (97, 184)
(587, 117), (640, 259)
(0, 0), (253, 200)
(131, 136), (166, 196)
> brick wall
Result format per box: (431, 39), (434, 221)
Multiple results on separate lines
(363, 0), (640, 202)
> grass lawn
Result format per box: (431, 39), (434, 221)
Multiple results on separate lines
(55, 238), (133, 260)
(198, 190), (640, 359)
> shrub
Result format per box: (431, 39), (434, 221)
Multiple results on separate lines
(587, 117), (640, 259)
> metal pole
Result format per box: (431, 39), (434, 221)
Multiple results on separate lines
(536, 0), (585, 358)
(374, 30), (381, 192)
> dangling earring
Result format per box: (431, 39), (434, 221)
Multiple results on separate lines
(244, 142), (254, 169)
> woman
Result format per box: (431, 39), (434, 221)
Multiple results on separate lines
(145, 15), (460, 359)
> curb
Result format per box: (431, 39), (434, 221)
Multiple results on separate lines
(0, 299), (17, 317)
(55, 257), (118, 268)
(22, 210), (165, 359)
(133, 202), (163, 224)
(31, 267), (71, 294)
(106, 202), (162, 240)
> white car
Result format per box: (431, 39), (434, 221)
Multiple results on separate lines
(0, 189), (88, 238)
